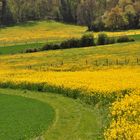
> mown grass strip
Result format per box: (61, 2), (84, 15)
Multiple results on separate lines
(0, 88), (103, 140)
(0, 93), (54, 140)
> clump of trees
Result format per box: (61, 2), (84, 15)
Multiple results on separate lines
(78, 0), (140, 31)
(0, 0), (140, 31)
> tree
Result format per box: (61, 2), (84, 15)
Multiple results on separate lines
(103, 6), (128, 30)
(134, 0), (140, 28)
(124, 5), (136, 29)
(1, 0), (7, 24)
(0, 0), (139, 30)
(59, 0), (79, 23)
(77, 0), (98, 30)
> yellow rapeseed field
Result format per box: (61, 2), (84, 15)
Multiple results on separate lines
(0, 65), (140, 139)
(105, 90), (140, 140)
(0, 20), (140, 140)
(0, 45), (140, 139)
(0, 20), (140, 47)
(0, 67), (140, 94)
(0, 21), (86, 46)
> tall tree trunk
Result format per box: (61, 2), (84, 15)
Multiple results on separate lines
(1, 0), (7, 25)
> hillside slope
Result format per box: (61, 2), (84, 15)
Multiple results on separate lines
(0, 20), (140, 55)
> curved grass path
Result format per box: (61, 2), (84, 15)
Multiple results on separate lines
(0, 88), (103, 140)
(0, 93), (54, 140)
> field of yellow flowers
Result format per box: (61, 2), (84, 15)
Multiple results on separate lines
(0, 20), (140, 47)
(0, 21), (86, 47)
(0, 67), (140, 94)
(105, 90), (140, 140)
(0, 20), (140, 139)
(0, 63), (139, 139)
(0, 40), (140, 71)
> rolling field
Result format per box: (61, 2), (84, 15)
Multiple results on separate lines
(0, 67), (140, 94)
(0, 21), (86, 47)
(0, 20), (140, 46)
(0, 20), (140, 55)
(0, 93), (54, 140)
(0, 40), (140, 71)
(0, 62), (140, 139)
(0, 88), (102, 140)
(0, 20), (140, 140)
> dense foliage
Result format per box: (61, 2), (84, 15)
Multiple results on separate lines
(0, 0), (140, 31)
(25, 34), (134, 53)
(26, 33), (95, 53)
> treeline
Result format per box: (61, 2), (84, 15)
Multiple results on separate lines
(25, 33), (134, 53)
(0, 0), (140, 31)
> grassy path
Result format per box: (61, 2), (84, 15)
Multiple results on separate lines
(0, 88), (103, 140)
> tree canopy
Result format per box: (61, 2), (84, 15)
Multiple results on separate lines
(0, 0), (140, 31)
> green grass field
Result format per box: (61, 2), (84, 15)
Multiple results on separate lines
(0, 88), (103, 140)
(0, 92), (54, 140)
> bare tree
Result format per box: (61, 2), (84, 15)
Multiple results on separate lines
(77, 0), (98, 30)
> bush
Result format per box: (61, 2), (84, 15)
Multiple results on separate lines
(42, 38), (81, 51)
(80, 33), (95, 47)
(97, 33), (109, 45)
(91, 19), (105, 32)
(25, 48), (38, 53)
(60, 38), (80, 49)
(41, 44), (51, 50)
(107, 37), (116, 44)
(117, 35), (135, 43)
(42, 44), (60, 51)
(25, 33), (135, 54)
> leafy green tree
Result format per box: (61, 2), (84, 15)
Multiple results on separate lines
(103, 6), (128, 30)
(0, 0), (139, 30)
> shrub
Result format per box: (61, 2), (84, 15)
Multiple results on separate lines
(25, 48), (38, 53)
(60, 38), (80, 49)
(97, 33), (109, 45)
(25, 33), (134, 54)
(50, 44), (61, 50)
(42, 44), (60, 51)
(80, 33), (95, 47)
(107, 37), (116, 44)
(91, 19), (105, 32)
(117, 35), (135, 43)
(41, 44), (51, 50)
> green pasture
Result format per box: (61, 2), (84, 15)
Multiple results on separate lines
(0, 92), (54, 140)
(0, 88), (103, 140)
